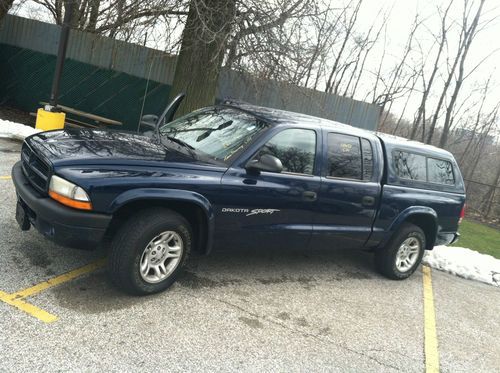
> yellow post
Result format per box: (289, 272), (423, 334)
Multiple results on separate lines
(35, 108), (66, 131)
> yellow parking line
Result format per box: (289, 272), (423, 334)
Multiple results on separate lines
(0, 258), (106, 323)
(0, 290), (58, 323)
(0, 175), (11, 180)
(423, 266), (440, 373)
(12, 258), (106, 299)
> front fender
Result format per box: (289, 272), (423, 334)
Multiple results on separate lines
(110, 188), (212, 215)
(110, 188), (215, 252)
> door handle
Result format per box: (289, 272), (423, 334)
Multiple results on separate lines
(302, 191), (317, 202)
(362, 196), (375, 206)
(243, 178), (257, 185)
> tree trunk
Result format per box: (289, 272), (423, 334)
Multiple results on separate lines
(86, 0), (100, 32)
(63, 0), (81, 28)
(169, 0), (235, 117)
(54, 0), (63, 25)
(0, 0), (14, 21)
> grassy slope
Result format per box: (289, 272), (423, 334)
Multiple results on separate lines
(452, 219), (500, 259)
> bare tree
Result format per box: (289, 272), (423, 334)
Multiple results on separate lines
(410, 0), (453, 141)
(301, 6), (338, 88)
(30, 0), (189, 40)
(457, 77), (492, 163)
(169, 0), (325, 114)
(324, 0), (362, 94)
(481, 163), (500, 218)
(346, 9), (386, 98)
(168, 0), (235, 116)
(463, 106), (498, 189)
(372, 15), (422, 127)
(438, 0), (486, 148)
(426, 0), (486, 145)
(0, 0), (15, 20)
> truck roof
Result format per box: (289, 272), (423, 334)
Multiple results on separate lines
(222, 102), (372, 136)
(375, 132), (454, 160)
(223, 101), (455, 160)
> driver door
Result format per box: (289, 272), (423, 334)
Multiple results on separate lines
(214, 128), (321, 251)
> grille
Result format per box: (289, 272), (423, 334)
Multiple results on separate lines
(21, 143), (51, 194)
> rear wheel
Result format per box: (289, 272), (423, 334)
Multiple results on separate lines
(375, 223), (425, 280)
(108, 208), (191, 295)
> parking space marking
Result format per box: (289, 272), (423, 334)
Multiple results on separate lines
(423, 265), (440, 373)
(11, 258), (106, 300)
(0, 258), (106, 323)
(0, 176), (11, 180)
(0, 290), (58, 323)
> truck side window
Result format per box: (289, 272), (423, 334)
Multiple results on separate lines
(258, 129), (316, 175)
(393, 151), (426, 181)
(428, 158), (454, 185)
(327, 133), (362, 179)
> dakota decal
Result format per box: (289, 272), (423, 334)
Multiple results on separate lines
(221, 208), (249, 213)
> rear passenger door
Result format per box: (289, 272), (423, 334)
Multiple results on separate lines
(310, 132), (382, 250)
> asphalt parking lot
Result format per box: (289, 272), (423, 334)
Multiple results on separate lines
(0, 137), (499, 372)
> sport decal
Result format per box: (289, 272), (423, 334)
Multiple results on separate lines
(221, 208), (280, 216)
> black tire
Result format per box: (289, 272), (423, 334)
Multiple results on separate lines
(374, 223), (426, 280)
(108, 208), (191, 295)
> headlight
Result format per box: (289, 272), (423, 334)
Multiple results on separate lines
(48, 175), (92, 210)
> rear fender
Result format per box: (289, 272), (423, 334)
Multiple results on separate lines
(380, 206), (438, 250)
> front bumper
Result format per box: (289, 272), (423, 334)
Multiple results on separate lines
(11, 161), (111, 250)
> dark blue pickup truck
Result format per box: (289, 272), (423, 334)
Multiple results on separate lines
(12, 99), (466, 295)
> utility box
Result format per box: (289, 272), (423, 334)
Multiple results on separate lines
(35, 108), (65, 131)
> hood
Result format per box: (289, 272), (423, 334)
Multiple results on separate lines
(26, 128), (221, 167)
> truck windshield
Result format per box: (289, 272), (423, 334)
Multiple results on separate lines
(159, 107), (270, 161)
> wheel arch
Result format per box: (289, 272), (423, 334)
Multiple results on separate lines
(385, 207), (438, 250)
(106, 189), (215, 254)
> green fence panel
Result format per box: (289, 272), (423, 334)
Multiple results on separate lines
(0, 44), (171, 130)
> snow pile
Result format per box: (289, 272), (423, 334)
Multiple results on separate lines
(0, 119), (40, 141)
(423, 245), (500, 287)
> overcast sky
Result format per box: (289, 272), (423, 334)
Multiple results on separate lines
(356, 0), (500, 120)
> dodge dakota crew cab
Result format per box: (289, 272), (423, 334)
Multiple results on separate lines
(12, 98), (466, 295)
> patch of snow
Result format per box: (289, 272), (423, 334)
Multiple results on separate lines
(423, 245), (500, 287)
(0, 119), (40, 141)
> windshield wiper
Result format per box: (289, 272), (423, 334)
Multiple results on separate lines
(165, 135), (195, 150)
(196, 120), (234, 142)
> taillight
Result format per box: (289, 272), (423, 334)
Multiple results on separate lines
(459, 204), (466, 224)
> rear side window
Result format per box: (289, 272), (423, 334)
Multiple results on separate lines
(393, 151), (456, 186)
(393, 151), (426, 181)
(327, 134), (361, 179)
(361, 139), (373, 180)
(327, 133), (373, 180)
(428, 158), (455, 185)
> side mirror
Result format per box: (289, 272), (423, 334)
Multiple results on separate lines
(139, 114), (158, 131)
(246, 154), (283, 174)
(137, 94), (185, 137)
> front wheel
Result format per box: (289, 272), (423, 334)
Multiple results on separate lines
(374, 223), (426, 280)
(108, 208), (191, 295)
